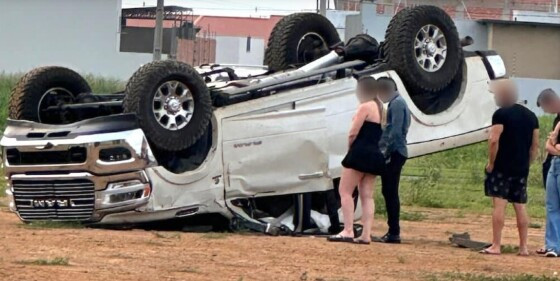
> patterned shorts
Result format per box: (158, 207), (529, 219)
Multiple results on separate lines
(484, 171), (528, 204)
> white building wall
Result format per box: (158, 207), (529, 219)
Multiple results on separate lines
(215, 36), (265, 66)
(0, 0), (155, 79)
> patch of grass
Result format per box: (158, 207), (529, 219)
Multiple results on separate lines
(177, 266), (200, 274)
(16, 257), (69, 266)
(374, 194), (387, 216)
(83, 74), (125, 94)
(397, 255), (406, 263)
(529, 222), (542, 229)
(500, 244), (519, 254)
(400, 211), (426, 221)
(201, 232), (229, 239)
(20, 221), (84, 229)
(426, 272), (559, 281)
(0, 179), (6, 198)
(0, 72), (20, 129)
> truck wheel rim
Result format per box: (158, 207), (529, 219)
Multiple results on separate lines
(38, 87), (74, 123)
(415, 24), (447, 72)
(297, 32), (329, 64)
(153, 80), (194, 131)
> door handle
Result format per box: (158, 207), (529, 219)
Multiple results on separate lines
(298, 171), (324, 180)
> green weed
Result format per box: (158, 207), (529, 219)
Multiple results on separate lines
(400, 211), (426, 221)
(16, 257), (69, 266)
(426, 272), (559, 281)
(529, 222), (542, 229)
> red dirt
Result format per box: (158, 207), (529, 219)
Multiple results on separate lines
(0, 205), (558, 281)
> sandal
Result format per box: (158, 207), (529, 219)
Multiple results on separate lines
(353, 239), (371, 245)
(479, 248), (501, 255)
(536, 248), (547, 255)
(327, 234), (354, 243)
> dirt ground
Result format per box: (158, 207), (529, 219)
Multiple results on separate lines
(0, 205), (558, 281)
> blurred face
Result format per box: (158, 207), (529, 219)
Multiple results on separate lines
(356, 84), (377, 103)
(490, 80), (517, 107)
(540, 97), (560, 114)
(377, 89), (391, 103)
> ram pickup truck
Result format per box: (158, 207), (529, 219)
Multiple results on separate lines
(1, 6), (505, 234)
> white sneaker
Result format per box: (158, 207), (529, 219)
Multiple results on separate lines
(545, 249), (558, 257)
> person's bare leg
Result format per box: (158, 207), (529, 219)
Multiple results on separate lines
(513, 203), (530, 256)
(485, 197), (508, 254)
(357, 174), (376, 242)
(338, 168), (363, 238)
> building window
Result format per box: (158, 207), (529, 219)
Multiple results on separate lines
(246, 36), (251, 52)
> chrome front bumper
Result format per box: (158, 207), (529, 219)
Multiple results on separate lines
(1, 114), (157, 222)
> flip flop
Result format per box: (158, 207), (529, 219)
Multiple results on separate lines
(536, 248), (547, 255)
(327, 234), (354, 243)
(353, 239), (371, 245)
(479, 248), (500, 255)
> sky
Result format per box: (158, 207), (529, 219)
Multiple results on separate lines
(121, 0), (330, 17)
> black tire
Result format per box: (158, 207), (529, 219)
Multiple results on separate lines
(384, 6), (462, 93)
(123, 60), (212, 152)
(9, 66), (91, 123)
(264, 13), (341, 72)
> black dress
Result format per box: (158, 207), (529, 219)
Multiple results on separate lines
(341, 121), (386, 175)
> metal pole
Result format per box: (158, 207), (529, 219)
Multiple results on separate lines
(319, 0), (327, 16)
(153, 0), (164, 61)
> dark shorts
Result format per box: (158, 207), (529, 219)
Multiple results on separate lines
(484, 170), (528, 204)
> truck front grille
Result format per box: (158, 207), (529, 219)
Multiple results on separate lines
(6, 147), (87, 165)
(12, 179), (95, 221)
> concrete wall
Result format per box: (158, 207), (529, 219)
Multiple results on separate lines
(215, 36), (265, 65)
(326, 10), (360, 42)
(359, 3), (489, 51)
(0, 0), (155, 80)
(490, 23), (560, 80)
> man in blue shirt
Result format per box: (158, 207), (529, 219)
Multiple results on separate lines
(374, 77), (411, 244)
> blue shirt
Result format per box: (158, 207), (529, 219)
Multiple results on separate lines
(379, 93), (411, 158)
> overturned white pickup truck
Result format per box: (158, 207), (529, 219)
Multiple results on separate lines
(1, 6), (504, 234)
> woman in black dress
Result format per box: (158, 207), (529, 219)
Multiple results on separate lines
(328, 76), (386, 244)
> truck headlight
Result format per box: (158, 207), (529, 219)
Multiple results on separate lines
(5, 184), (15, 212)
(107, 180), (150, 203)
(96, 180), (151, 209)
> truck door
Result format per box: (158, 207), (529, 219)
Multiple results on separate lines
(221, 107), (331, 199)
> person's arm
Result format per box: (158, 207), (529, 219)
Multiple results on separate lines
(530, 129), (539, 163)
(348, 104), (367, 147)
(547, 122), (560, 155)
(487, 124), (503, 173)
(384, 99), (406, 154)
